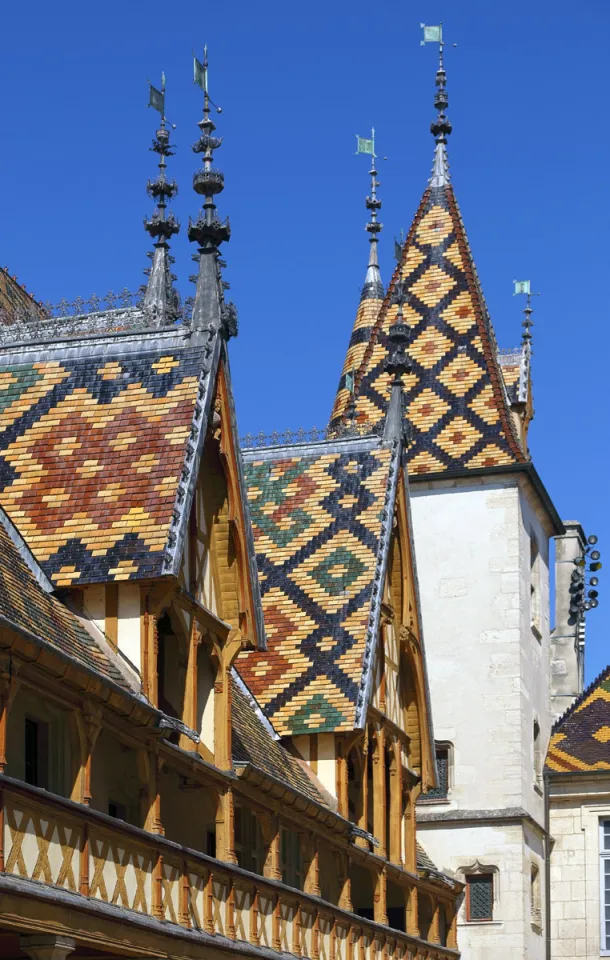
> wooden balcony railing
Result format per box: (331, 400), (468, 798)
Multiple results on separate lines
(0, 776), (458, 960)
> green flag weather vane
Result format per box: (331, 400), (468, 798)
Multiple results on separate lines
(148, 72), (166, 117)
(514, 280), (531, 296)
(420, 23), (443, 45)
(193, 47), (222, 112)
(355, 129), (376, 156)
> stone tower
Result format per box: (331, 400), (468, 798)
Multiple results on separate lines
(329, 38), (573, 960)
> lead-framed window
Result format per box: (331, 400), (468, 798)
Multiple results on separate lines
(600, 820), (610, 955)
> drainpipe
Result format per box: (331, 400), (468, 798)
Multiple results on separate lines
(544, 770), (551, 960)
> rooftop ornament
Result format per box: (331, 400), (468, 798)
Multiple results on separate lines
(421, 22), (456, 188)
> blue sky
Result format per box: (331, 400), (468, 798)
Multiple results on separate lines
(2, 0), (609, 681)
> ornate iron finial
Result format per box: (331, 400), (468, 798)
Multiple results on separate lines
(143, 74), (180, 320)
(421, 23), (452, 187)
(513, 280), (540, 348)
(355, 129), (384, 300)
(188, 47), (232, 334)
(383, 279), (412, 442)
(188, 46), (230, 254)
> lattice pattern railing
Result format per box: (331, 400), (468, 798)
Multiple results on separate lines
(0, 777), (458, 959)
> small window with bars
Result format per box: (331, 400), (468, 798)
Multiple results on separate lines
(466, 873), (494, 922)
(424, 744), (450, 800)
(600, 820), (610, 953)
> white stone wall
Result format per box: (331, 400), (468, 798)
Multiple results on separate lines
(410, 474), (555, 960)
(550, 782), (610, 960)
(419, 821), (545, 958)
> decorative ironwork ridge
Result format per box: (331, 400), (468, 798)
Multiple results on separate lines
(240, 423), (378, 449)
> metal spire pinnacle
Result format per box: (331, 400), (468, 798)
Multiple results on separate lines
(383, 279), (412, 442)
(143, 74), (180, 320)
(421, 23), (452, 188)
(359, 129), (384, 300)
(188, 46), (231, 334)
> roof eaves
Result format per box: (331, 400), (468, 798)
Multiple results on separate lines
(355, 438), (401, 727)
(222, 348), (267, 650)
(163, 330), (223, 577)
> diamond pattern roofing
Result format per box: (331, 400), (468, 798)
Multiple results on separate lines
(330, 184), (526, 476)
(238, 439), (398, 736)
(0, 335), (207, 585)
(547, 666), (610, 773)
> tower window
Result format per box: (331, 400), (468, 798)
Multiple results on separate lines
(466, 873), (493, 921)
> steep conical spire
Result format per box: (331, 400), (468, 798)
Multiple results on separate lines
(188, 47), (230, 333)
(362, 135), (384, 300)
(328, 26), (527, 474)
(429, 41), (452, 187)
(143, 75), (180, 320)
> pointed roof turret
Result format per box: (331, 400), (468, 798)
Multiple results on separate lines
(143, 75), (180, 321)
(330, 131), (386, 430)
(188, 47), (230, 333)
(329, 30), (526, 475)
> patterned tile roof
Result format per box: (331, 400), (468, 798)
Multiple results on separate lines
(0, 508), (129, 689)
(330, 184), (527, 475)
(238, 438), (399, 736)
(232, 675), (324, 803)
(546, 665), (610, 773)
(0, 331), (211, 585)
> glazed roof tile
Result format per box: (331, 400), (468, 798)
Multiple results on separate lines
(330, 184), (527, 475)
(547, 665), (610, 773)
(0, 508), (129, 688)
(232, 676), (324, 803)
(238, 437), (399, 736)
(0, 330), (212, 584)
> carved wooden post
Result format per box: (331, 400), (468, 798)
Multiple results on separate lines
(0, 658), (18, 775)
(372, 728), (386, 858)
(336, 739), (349, 819)
(356, 736), (369, 849)
(406, 885), (419, 937)
(430, 898), (440, 944)
(216, 785), (237, 864)
(305, 834), (320, 897)
(339, 853), (353, 912)
(388, 739), (402, 865)
(261, 813), (282, 880)
(181, 616), (202, 751)
(447, 903), (458, 949)
(374, 867), (388, 927)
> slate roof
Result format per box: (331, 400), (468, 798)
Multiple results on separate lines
(330, 184), (526, 475)
(0, 267), (44, 325)
(0, 508), (129, 689)
(0, 328), (210, 585)
(546, 665), (610, 773)
(232, 675), (324, 803)
(238, 436), (399, 736)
